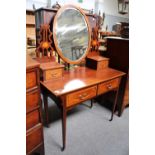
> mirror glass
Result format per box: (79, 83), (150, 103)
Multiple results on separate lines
(54, 6), (90, 63)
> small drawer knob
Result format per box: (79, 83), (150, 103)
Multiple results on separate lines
(107, 84), (112, 89)
(79, 94), (83, 99)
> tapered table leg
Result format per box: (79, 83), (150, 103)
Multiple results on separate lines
(61, 107), (67, 151)
(43, 94), (49, 127)
(40, 144), (45, 155)
(109, 89), (119, 121)
(90, 99), (93, 108)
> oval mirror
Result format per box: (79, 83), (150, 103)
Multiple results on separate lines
(53, 5), (91, 64)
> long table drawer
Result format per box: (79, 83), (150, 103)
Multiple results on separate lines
(26, 124), (43, 154)
(97, 78), (120, 95)
(66, 86), (97, 107)
(26, 68), (39, 90)
(26, 89), (39, 112)
(26, 110), (40, 130)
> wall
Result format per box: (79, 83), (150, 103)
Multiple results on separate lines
(26, 0), (95, 10)
(95, 0), (129, 31)
(95, 0), (129, 18)
(104, 14), (129, 31)
(50, 0), (95, 10)
(26, 0), (129, 31)
(26, 0), (48, 10)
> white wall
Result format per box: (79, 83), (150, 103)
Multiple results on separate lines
(26, 0), (95, 10)
(26, 0), (48, 10)
(26, 0), (129, 31)
(94, 0), (129, 31)
(27, 0), (129, 19)
(51, 0), (95, 10)
(95, 0), (129, 18)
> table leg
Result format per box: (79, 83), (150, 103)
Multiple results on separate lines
(90, 99), (93, 108)
(40, 144), (45, 155)
(61, 107), (67, 151)
(43, 94), (49, 127)
(109, 89), (119, 121)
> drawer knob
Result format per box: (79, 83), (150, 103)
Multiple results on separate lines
(83, 93), (88, 97)
(79, 93), (88, 100)
(79, 94), (83, 100)
(107, 84), (112, 89)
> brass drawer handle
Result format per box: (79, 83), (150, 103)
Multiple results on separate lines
(79, 93), (88, 100)
(79, 94), (84, 100)
(83, 93), (88, 97)
(107, 84), (112, 89)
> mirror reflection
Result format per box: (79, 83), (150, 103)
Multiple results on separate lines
(55, 7), (89, 61)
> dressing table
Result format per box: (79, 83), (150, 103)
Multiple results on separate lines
(35, 5), (125, 151)
(41, 67), (124, 150)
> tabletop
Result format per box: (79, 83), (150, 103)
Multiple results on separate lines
(40, 66), (125, 96)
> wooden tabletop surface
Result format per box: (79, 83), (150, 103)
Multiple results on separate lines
(40, 66), (125, 96)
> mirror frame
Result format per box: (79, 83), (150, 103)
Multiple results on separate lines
(53, 4), (91, 64)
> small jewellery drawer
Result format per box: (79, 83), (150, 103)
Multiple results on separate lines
(26, 90), (39, 112)
(66, 86), (97, 107)
(26, 124), (43, 154)
(97, 78), (120, 95)
(26, 69), (38, 89)
(26, 110), (40, 130)
(44, 68), (63, 80)
(97, 60), (109, 70)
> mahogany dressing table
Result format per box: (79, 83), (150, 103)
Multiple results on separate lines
(40, 67), (125, 150)
(35, 5), (125, 151)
